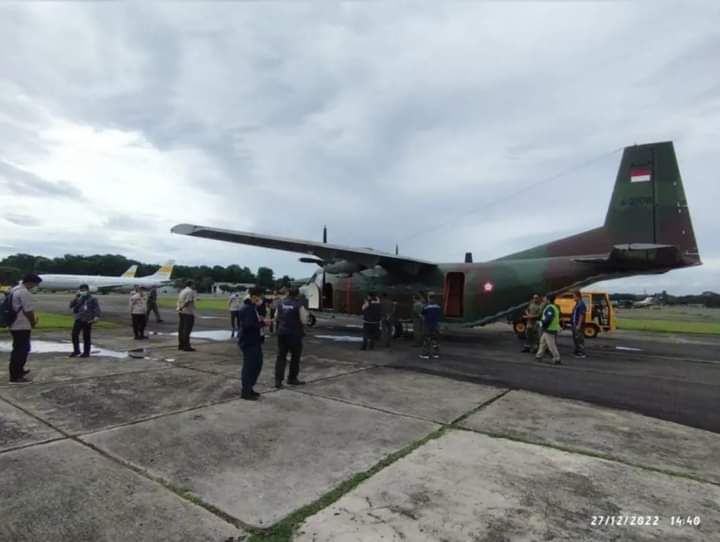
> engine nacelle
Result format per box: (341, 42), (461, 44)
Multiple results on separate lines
(323, 260), (363, 275)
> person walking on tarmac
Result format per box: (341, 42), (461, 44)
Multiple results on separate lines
(522, 293), (543, 353)
(238, 287), (266, 400)
(129, 287), (148, 340)
(419, 294), (442, 359)
(535, 294), (562, 365)
(274, 286), (309, 388)
(69, 284), (101, 357)
(146, 286), (163, 323)
(177, 280), (197, 351)
(361, 292), (382, 350)
(571, 291), (587, 358)
(380, 293), (396, 347)
(412, 294), (424, 347)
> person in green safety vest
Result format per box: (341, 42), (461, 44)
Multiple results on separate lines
(535, 294), (562, 365)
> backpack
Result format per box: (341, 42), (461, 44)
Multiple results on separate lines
(0, 293), (19, 328)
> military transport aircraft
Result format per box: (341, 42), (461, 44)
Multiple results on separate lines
(172, 142), (700, 326)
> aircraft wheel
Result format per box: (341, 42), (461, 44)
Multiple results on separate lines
(583, 324), (599, 339)
(307, 314), (317, 327)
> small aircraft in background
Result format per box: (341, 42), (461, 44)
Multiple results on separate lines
(37, 261), (175, 293)
(173, 141), (700, 326)
(633, 295), (663, 309)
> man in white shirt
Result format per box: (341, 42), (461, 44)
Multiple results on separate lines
(129, 287), (148, 340)
(228, 289), (242, 337)
(176, 280), (197, 351)
(8, 273), (42, 383)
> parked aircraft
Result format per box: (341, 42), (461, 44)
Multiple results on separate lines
(172, 142), (700, 326)
(633, 296), (663, 308)
(38, 261), (175, 293)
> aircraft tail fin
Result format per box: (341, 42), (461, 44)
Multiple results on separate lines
(604, 141), (700, 266)
(121, 265), (138, 278)
(149, 260), (175, 281)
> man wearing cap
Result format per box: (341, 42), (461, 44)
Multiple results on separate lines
(176, 280), (197, 351)
(69, 284), (101, 357)
(8, 273), (41, 383)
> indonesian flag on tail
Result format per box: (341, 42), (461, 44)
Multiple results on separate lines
(630, 167), (652, 183)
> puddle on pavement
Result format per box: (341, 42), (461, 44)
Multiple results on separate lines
(156, 330), (234, 341)
(315, 335), (364, 343)
(344, 324), (363, 329)
(0, 340), (128, 359)
(615, 346), (643, 352)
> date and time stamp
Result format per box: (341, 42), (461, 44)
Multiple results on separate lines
(590, 515), (702, 528)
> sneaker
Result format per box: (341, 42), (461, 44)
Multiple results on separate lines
(288, 379), (306, 386)
(521, 347), (531, 353)
(10, 377), (32, 384)
(275, 381), (284, 389)
(69, 352), (80, 358)
(240, 393), (258, 401)
(250, 390), (261, 398)
(552, 359), (562, 365)
(419, 355), (430, 359)
(80, 353), (90, 358)
(574, 353), (587, 359)
(182, 347), (197, 352)
(432, 354), (440, 359)
(22, 369), (31, 376)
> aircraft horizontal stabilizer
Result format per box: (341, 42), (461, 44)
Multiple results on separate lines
(573, 243), (689, 269)
(171, 224), (436, 275)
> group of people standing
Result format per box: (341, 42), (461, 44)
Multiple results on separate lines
(361, 292), (442, 359)
(233, 286), (308, 400)
(522, 291), (587, 364)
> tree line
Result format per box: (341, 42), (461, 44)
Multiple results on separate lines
(0, 254), (295, 292)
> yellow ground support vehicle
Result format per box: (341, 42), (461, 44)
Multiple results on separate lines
(512, 290), (615, 339)
(555, 291), (615, 338)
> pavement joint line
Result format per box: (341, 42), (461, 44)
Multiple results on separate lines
(453, 425), (720, 488)
(72, 437), (254, 534)
(245, 426), (449, 542)
(286, 386), (444, 425)
(449, 387), (513, 425)
(0, 436), (68, 456)
(0, 363), (174, 390)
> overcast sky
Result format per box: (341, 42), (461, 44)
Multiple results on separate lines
(0, 2), (717, 294)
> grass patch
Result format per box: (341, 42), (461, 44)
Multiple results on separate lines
(247, 427), (447, 542)
(1, 312), (118, 332)
(158, 297), (229, 311)
(617, 318), (720, 335)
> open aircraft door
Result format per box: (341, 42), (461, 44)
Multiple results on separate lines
(443, 272), (465, 317)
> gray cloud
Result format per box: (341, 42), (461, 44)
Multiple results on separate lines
(0, 160), (83, 199)
(3, 213), (41, 227)
(0, 2), (717, 293)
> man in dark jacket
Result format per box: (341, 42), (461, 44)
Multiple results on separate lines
(274, 286), (309, 388)
(146, 286), (163, 323)
(361, 292), (382, 351)
(237, 287), (265, 400)
(69, 284), (101, 358)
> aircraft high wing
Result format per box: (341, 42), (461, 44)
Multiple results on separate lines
(171, 224), (436, 276)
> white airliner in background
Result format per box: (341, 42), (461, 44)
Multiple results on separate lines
(37, 261), (175, 293)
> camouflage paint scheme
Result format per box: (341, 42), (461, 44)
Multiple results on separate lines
(173, 142), (700, 327)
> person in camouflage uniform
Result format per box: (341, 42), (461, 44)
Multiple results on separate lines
(522, 293), (543, 353)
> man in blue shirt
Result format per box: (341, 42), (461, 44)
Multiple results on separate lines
(571, 291), (587, 358)
(420, 295), (442, 360)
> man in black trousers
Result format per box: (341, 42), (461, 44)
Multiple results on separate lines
(176, 280), (197, 352)
(274, 287), (308, 388)
(69, 284), (101, 357)
(238, 287), (265, 400)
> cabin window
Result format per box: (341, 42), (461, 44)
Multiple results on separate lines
(444, 272), (465, 317)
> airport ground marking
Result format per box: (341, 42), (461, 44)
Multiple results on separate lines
(453, 425), (720, 488)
